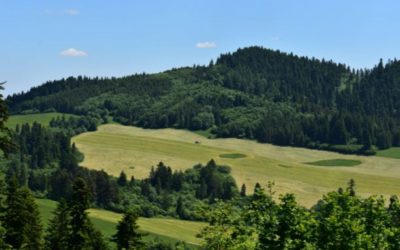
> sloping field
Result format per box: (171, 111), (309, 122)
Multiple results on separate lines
(7, 112), (76, 129)
(73, 124), (400, 206)
(377, 147), (400, 159)
(37, 199), (205, 247)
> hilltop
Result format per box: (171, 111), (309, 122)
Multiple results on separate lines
(7, 46), (400, 154)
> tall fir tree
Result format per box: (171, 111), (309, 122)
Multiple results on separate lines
(45, 199), (70, 250)
(68, 178), (107, 250)
(176, 196), (185, 219)
(0, 82), (14, 156)
(112, 211), (145, 250)
(3, 177), (43, 250)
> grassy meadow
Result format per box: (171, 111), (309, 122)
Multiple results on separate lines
(377, 147), (400, 159)
(36, 199), (205, 247)
(73, 124), (400, 207)
(6, 112), (77, 128)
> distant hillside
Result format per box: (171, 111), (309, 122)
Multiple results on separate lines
(7, 46), (400, 153)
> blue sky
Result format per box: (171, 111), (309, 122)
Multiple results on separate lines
(1, 0), (399, 96)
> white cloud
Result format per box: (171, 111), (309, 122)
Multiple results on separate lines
(65, 9), (79, 15)
(60, 48), (88, 57)
(196, 41), (216, 49)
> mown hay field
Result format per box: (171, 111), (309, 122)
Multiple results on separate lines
(73, 124), (400, 207)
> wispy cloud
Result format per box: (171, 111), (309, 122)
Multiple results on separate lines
(196, 41), (217, 49)
(60, 48), (87, 57)
(64, 9), (79, 16)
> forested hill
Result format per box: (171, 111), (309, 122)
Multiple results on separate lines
(7, 46), (400, 153)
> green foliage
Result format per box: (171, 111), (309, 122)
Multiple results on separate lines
(199, 202), (257, 250)
(2, 177), (43, 249)
(44, 199), (70, 250)
(67, 178), (108, 250)
(112, 211), (145, 250)
(0, 82), (14, 156)
(200, 181), (400, 250)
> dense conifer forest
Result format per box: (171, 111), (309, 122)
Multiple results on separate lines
(7, 47), (400, 155)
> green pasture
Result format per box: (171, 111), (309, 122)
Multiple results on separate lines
(377, 147), (400, 159)
(36, 199), (205, 248)
(7, 113), (77, 129)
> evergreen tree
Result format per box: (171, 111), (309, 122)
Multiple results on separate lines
(347, 178), (356, 196)
(3, 177), (43, 249)
(253, 182), (262, 193)
(19, 187), (43, 250)
(240, 184), (246, 197)
(0, 82), (14, 155)
(68, 178), (107, 250)
(112, 211), (145, 250)
(118, 171), (128, 187)
(45, 199), (70, 250)
(176, 196), (185, 219)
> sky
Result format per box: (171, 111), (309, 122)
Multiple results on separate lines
(1, 0), (399, 96)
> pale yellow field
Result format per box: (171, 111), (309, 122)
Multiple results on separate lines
(73, 124), (400, 206)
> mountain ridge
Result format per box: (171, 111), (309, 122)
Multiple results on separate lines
(7, 46), (400, 153)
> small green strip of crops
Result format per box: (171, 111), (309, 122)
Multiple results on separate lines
(305, 159), (362, 167)
(219, 153), (247, 159)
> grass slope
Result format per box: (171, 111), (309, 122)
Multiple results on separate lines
(73, 124), (400, 207)
(36, 199), (205, 247)
(377, 147), (400, 159)
(7, 113), (76, 128)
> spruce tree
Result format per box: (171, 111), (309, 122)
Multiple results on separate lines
(347, 179), (356, 196)
(112, 211), (145, 250)
(45, 199), (70, 250)
(3, 178), (43, 249)
(240, 184), (247, 197)
(118, 171), (128, 187)
(19, 187), (43, 250)
(176, 196), (185, 219)
(0, 82), (14, 156)
(68, 178), (107, 250)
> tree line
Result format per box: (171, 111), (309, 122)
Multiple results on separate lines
(6, 120), (238, 220)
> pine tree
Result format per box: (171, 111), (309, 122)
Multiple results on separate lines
(118, 171), (128, 187)
(347, 179), (356, 196)
(0, 82), (14, 156)
(3, 177), (43, 249)
(68, 178), (107, 250)
(240, 184), (247, 197)
(254, 182), (262, 193)
(19, 187), (43, 250)
(112, 211), (145, 250)
(176, 196), (185, 219)
(0, 179), (11, 249)
(45, 199), (70, 250)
